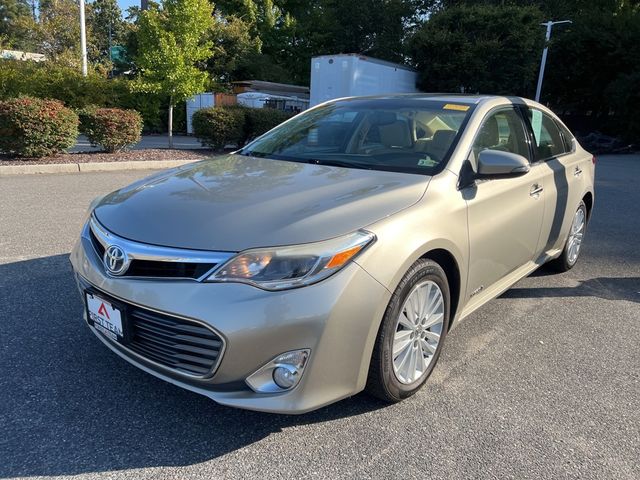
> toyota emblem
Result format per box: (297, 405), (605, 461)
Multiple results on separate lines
(103, 245), (129, 276)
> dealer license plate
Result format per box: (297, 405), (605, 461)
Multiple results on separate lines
(85, 292), (125, 343)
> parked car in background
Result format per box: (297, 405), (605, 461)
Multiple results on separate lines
(70, 94), (595, 413)
(579, 131), (637, 154)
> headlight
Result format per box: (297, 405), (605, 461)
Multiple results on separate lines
(207, 230), (375, 290)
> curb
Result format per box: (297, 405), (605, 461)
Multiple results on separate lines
(0, 159), (199, 176)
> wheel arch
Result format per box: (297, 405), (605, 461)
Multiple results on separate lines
(420, 248), (462, 331)
(582, 191), (594, 221)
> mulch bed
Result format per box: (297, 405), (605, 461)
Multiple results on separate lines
(0, 148), (221, 166)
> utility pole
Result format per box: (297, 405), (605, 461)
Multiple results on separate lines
(79, 0), (88, 76)
(535, 20), (572, 102)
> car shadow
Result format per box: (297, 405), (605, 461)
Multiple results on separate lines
(502, 273), (640, 304)
(0, 254), (387, 478)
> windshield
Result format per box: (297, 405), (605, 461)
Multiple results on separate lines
(239, 98), (474, 175)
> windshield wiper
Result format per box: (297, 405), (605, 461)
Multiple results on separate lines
(240, 152), (371, 170)
(308, 159), (372, 170)
(240, 150), (269, 158)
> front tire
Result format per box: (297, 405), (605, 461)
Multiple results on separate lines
(548, 200), (588, 272)
(366, 259), (450, 403)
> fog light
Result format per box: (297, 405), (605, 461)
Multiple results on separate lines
(273, 366), (297, 389)
(246, 349), (310, 393)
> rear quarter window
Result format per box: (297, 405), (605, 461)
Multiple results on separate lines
(557, 122), (575, 153)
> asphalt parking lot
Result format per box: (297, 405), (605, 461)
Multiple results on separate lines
(1, 155), (638, 480)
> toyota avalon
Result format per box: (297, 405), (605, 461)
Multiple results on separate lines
(70, 95), (595, 413)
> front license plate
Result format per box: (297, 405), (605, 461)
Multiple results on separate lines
(86, 292), (125, 343)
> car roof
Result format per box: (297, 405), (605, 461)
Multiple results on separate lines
(331, 93), (540, 108)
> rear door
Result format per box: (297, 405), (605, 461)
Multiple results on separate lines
(463, 106), (546, 299)
(523, 108), (587, 257)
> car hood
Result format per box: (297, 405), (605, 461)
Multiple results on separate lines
(93, 155), (430, 251)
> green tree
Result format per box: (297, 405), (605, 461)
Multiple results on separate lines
(37, 0), (84, 64)
(438, 0), (640, 19)
(206, 14), (261, 84)
(284, 0), (420, 84)
(214, 0), (298, 82)
(541, 1), (640, 140)
(309, 0), (415, 62)
(409, 4), (544, 96)
(88, 0), (127, 65)
(0, 0), (35, 50)
(133, 0), (214, 146)
(214, 0), (422, 85)
(409, 0), (640, 141)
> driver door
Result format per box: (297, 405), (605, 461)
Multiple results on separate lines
(462, 107), (546, 304)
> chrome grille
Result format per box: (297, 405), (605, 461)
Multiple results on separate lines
(85, 216), (234, 281)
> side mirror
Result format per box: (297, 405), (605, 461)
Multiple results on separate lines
(477, 149), (530, 178)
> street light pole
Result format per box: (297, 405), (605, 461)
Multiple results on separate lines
(79, 0), (88, 76)
(535, 20), (572, 102)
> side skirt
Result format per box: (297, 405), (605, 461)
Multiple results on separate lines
(456, 260), (543, 324)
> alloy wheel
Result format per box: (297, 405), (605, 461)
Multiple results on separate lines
(567, 207), (586, 265)
(392, 280), (445, 384)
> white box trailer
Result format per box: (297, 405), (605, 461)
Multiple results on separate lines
(310, 54), (419, 107)
(186, 93), (238, 133)
(186, 93), (214, 134)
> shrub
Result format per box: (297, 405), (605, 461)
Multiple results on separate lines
(244, 108), (293, 142)
(0, 60), (177, 134)
(192, 106), (246, 150)
(0, 97), (78, 158)
(192, 106), (293, 149)
(82, 108), (143, 152)
(0, 61), (112, 108)
(77, 104), (101, 135)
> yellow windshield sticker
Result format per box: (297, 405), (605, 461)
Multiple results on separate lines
(443, 103), (470, 111)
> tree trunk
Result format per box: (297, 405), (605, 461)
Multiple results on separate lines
(168, 97), (174, 149)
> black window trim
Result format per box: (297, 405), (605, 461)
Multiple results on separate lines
(554, 118), (577, 155)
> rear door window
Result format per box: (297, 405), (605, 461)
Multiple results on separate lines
(528, 109), (567, 160)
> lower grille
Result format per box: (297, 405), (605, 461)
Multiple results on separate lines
(81, 279), (225, 378)
(126, 306), (224, 377)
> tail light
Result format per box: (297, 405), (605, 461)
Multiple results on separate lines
(592, 155), (596, 165)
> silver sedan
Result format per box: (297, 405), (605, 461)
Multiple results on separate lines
(70, 94), (595, 413)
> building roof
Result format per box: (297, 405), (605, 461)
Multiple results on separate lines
(1, 49), (46, 62)
(232, 80), (310, 98)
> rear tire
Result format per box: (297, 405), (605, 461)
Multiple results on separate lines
(366, 259), (450, 403)
(548, 201), (588, 272)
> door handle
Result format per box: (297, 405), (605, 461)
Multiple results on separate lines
(574, 166), (583, 177)
(530, 184), (544, 197)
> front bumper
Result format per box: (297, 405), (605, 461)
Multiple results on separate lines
(70, 228), (391, 414)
